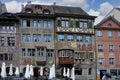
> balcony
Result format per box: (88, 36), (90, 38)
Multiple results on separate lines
(35, 56), (46, 62)
(35, 56), (47, 66)
(59, 57), (74, 64)
(57, 27), (94, 34)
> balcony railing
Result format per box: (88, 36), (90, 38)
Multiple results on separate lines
(57, 27), (94, 34)
(59, 57), (74, 64)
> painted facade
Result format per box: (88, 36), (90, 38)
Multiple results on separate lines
(0, 2), (96, 80)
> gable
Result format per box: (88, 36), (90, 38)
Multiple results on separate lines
(95, 17), (120, 29)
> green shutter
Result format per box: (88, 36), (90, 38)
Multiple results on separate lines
(69, 20), (74, 27)
(88, 21), (92, 29)
(75, 21), (79, 28)
(57, 20), (61, 27)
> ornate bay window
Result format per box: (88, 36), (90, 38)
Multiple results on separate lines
(58, 49), (74, 64)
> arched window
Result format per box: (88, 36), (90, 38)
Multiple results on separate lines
(25, 8), (33, 13)
(43, 9), (50, 14)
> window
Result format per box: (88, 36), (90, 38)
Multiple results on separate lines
(96, 30), (102, 37)
(109, 58), (114, 65)
(67, 34), (73, 41)
(75, 68), (82, 75)
(1, 26), (6, 30)
(22, 48), (26, 56)
(88, 68), (92, 75)
(33, 34), (41, 42)
(75, 52), (85, 60)
(33, 20), (41, 28)
(85, 36), (91, 43)
(8, 37), (15, 46)
(76, 35), (82, 42)
(80, 52), (85, 60)
(107, 23), (112, 27)
(47, 49), (54, 57)
(98, 58), (104, 64)
(61, 20), (69, 27)
(59, 50), (73, 57)
(0, 53), (13, 61)
(44, 34), (52, 42)
(37, 48), (46, 56)
(58, 34), (64, 41)
(118, 31), (120, 37)
(80, 22), (83, 28)
(110, 69), (117, 76)
(27, 49), (35, 56)
(1, 26), (15, 30)
(89, 53), (94, 61)
(108, 31), (113, 37)
(44, 20), (52, 28)
(109, 45), (114, 52)
(79, 21), (88, 29)
(98, 44), (103, 52)
(84, 22), (88, 29)
(0, 37), (4, 46)
(22, 20), (30, 27)
(22, 34), (31, 42)
(75, 53), (80, 59)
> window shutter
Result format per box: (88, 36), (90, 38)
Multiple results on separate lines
(69, 20), (74, 27)
(88, 20), (92, 29)
(75, 21), (79, 28)
(57, 20), (61, 27)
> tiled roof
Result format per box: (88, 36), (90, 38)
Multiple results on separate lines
(53, 6), (88, 16)
(22, 4), (93, 17)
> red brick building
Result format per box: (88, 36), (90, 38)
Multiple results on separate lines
(95, 16), (120, 79)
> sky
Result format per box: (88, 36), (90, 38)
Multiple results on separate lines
(0, 0), (120, 25)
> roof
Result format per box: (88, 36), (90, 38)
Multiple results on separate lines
(21, 4), (96, 19)
(53, 6), (88, 15)
(0, 13), (19, 22)
(116, 8), (120, 11)
(95, 16), (120, 28)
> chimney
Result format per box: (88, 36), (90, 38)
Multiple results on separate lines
(53, 2), (56, 6)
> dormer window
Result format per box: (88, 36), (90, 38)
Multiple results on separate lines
(25, 8), (33, 13)
(43, 9), (50, 14)
(35, 5), (42, 9)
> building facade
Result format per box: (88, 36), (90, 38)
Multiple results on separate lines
(18, 3), (55, 77)
(53, 6), (96, 80)
(0, 2), (96, 80)
(0, 13), (19, 74)
(95, 16), (120, 79)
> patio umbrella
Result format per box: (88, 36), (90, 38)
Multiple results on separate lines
(9, 64), (13, 76)
(40, 67), (43, 76)
(71, 67), (75, 80)
(1, 62), (6, 78)
(66, 68), (70, 77)
(52, 64), (55, 78)
(15, 67), (19, 76)
(49, 66), (53, 79)
(24, 64), (30, 78)
(29, 65), (34, 76)
(63, 67), (66, 77)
